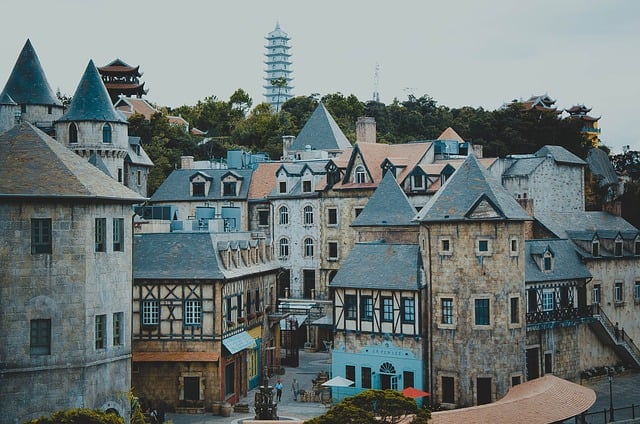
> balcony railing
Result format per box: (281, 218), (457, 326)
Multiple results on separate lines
(526, 305), (594, 326)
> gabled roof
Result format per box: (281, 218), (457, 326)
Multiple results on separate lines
(289, 103), (352, 152)
(586, 148), (618, 187)
(415, 154), (531, 222)
(352, 171), (417, 227)
(536, 211), (639, 240)
(525, 239), (592, 283)
(503, 157), (546, 176)
(437, 127), (464, 142)
(115, 97), (158, 120)
(535, 145), (586, 165)
(88, 152), (114, 178)
(126, 136), (154, 167)
(0, 39), (62, 106)
(248, 162), (280, 199)
(0, 92), (17, 105)
(329, 242), (422, 290)
(150, 168), (254, 202)
(0, 122), (144, 202)
(57, 60), (127, 123)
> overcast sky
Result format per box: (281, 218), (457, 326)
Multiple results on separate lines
(2, 0), (638, 153)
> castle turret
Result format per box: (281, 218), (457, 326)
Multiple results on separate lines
(55, 60), (129, 183)
(0, 39), (64, 135)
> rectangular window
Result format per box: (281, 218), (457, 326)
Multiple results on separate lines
(95, 314), (106, 349)
(510, 238), (518, 254)
(442, 298), (453, 324)
(542, 290), (554, 311)
(354, 208), (363, 218)
(412, 175), (424, 189)
(346, 365), (356, 383)
(361, 296), (373, 321)
(137, 170), (142, 186)
(142, 301), (159, 325)
(510, 297), (519, 324)
(236, 295), (243, 318)
(614, 241), (623, 257)
(302, 180), (312, 192)
(117, 168), (123, 183)
(543, 256), (552, 271)
(593, 284), (601, 304)
(258, 210), (269, 226)
(592, 241), (600, 257)
(511, 376), (521, 386)
(381, 297), (393, 322)
(113, 312), (123, 346)
(30, 319), (51, 356)
(362, 367), (372, 389)
(474, 298), (490, 325)
(95, 218), (106, 252)
(441, 239), (451, 253)
(635, 281), (640, 302)
(185, 300), (202, 326)
(403, 371), (415, 390)
(113, 218), (124, 252)
(615, 281), (623, 303)
(31, 218), (52, 254)
(345, 295), (357, 320)
(223, 181), (236, 196)
(279, 181), (287, 193)
(442, 376), (455, 404)
(402, 297), (415, 323)
(192, 182), (205, 196)
(544, 352), (553, 374)
(328, 208), (338, 225)
(478, 239), (489, 252)
(635, 241), (640, 256)
(328, 242), (338, 260)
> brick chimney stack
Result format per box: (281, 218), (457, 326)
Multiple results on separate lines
(356, 117), (376, 144)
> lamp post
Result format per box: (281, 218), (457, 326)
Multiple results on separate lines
(608, 368), (614, 422)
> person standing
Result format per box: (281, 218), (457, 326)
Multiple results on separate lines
(292, 378), (300, 401)
(274, 379), (283, 402)
(614, 322), (620, 341)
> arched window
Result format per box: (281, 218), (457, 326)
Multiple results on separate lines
(355, 165), (366, 183)
(279, 238), (289, 259)
(304, 205), (314, 225)
(69, 123), (78, 143)
(304, 238), (314, 257)
(279, 206), (289, 225)
(102, 123), (112, 143)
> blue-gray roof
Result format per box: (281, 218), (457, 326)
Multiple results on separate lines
(150, 168), (254, 202)
(415, 154), (531, 222)
(88, 152), (114, 178)
(586, 148), (618, 188)
(289, 103), (352, 152)
(329, 242), (422, 290)
(57, 60), (127, 123)
(535, 211), (639, 240)
(535, 145), (586, 165)
(0, 92), (17, 105)
(525, 239), (592, 283)
(0, 39), (62, 106)
(352, 171), (417, 227)
(0, 122), (145, 202)
(503, 157), (545, 176)
(126, 136), (154, 167)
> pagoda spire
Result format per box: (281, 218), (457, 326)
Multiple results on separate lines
(263, 22), (293, 112)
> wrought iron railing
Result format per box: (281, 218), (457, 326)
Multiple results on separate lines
(526, 305), (593, 324)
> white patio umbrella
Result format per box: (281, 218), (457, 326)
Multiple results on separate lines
(322, 376), (354, 402)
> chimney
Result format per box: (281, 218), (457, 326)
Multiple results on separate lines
(180, 156), (194, 169)
(356, 117), (376, 144)
(282, 135), (295, 158)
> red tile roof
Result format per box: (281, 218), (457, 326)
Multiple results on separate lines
(248, 162), (281, 199)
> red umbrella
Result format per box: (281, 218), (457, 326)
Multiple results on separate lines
(402, 387), (430, 399)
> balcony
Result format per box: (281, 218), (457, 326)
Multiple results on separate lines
(526, 305), (594, 329)
(581, 127), (601, 133)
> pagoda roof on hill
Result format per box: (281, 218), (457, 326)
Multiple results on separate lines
(98, 58), (142, 75)
(0, 39), (62, 107)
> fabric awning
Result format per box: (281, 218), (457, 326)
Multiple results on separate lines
(222, 331), (256, 355)
(279, 314), (308, 330)
(133, 351), (219, 362)
(310, 315), (333, 326)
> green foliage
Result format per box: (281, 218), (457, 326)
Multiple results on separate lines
(306, 389), (430, 424)
(24, 408), (124, 424)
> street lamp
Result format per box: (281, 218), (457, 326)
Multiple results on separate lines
(608, 367), (614, 422)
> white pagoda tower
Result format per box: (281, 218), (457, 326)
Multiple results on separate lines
(264, 22), (293, 112)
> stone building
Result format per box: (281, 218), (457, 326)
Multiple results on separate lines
(132, 231), (280, 412)
(0, 39), (64, 135)
(0, 122), (145, 423)
(415, 154), (532, 407)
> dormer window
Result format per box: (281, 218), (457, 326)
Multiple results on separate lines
(279, 181), (287, 193)
(102, 123), (112, 143)
(412, 175), (424, 190)
(355, 166), (366, 184)
(635, 239), (640, 256)
(69, 123), (78, 144)
(223, 181), (237, 196)
(592, 240), (600, 257)
(302, 180), (312, 193)
(192, 182), (205, 197)
(614, 238), (623, 257)
(543, 256), (552, 271)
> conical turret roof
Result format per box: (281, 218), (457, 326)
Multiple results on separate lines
(0, 39), (62, 106)
(57, 60), (127, 123)
(289, 103), (351, 152)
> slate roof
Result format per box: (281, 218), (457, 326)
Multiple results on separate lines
(586, 148), (618, 187)
(415, 154), (531, 222)
(150, 168), (254, 202)
(0, 122), (145, 202)
(57, 60), (127, 123)
(525, 239), (592, 283)
(0, 39), (62, 106)
(289, 103), (352, 152)
(329, 242), (422, 290)
(535, 145), (586, 165)
(88, 152), (114, 178)
(352, 171), (417, 227)
(0, 92), (17, 105)
(133, 232), (279, 280)
(535, 211), (639, 240)
(503, 157), (546, 176)
(126, 136), (154, 167)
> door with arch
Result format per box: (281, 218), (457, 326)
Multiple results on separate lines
(379, 362), (398, 390)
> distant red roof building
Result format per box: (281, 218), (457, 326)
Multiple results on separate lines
(98, 59), (148, 102)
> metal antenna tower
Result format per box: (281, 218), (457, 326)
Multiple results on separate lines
(373, 63), (380, 103)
